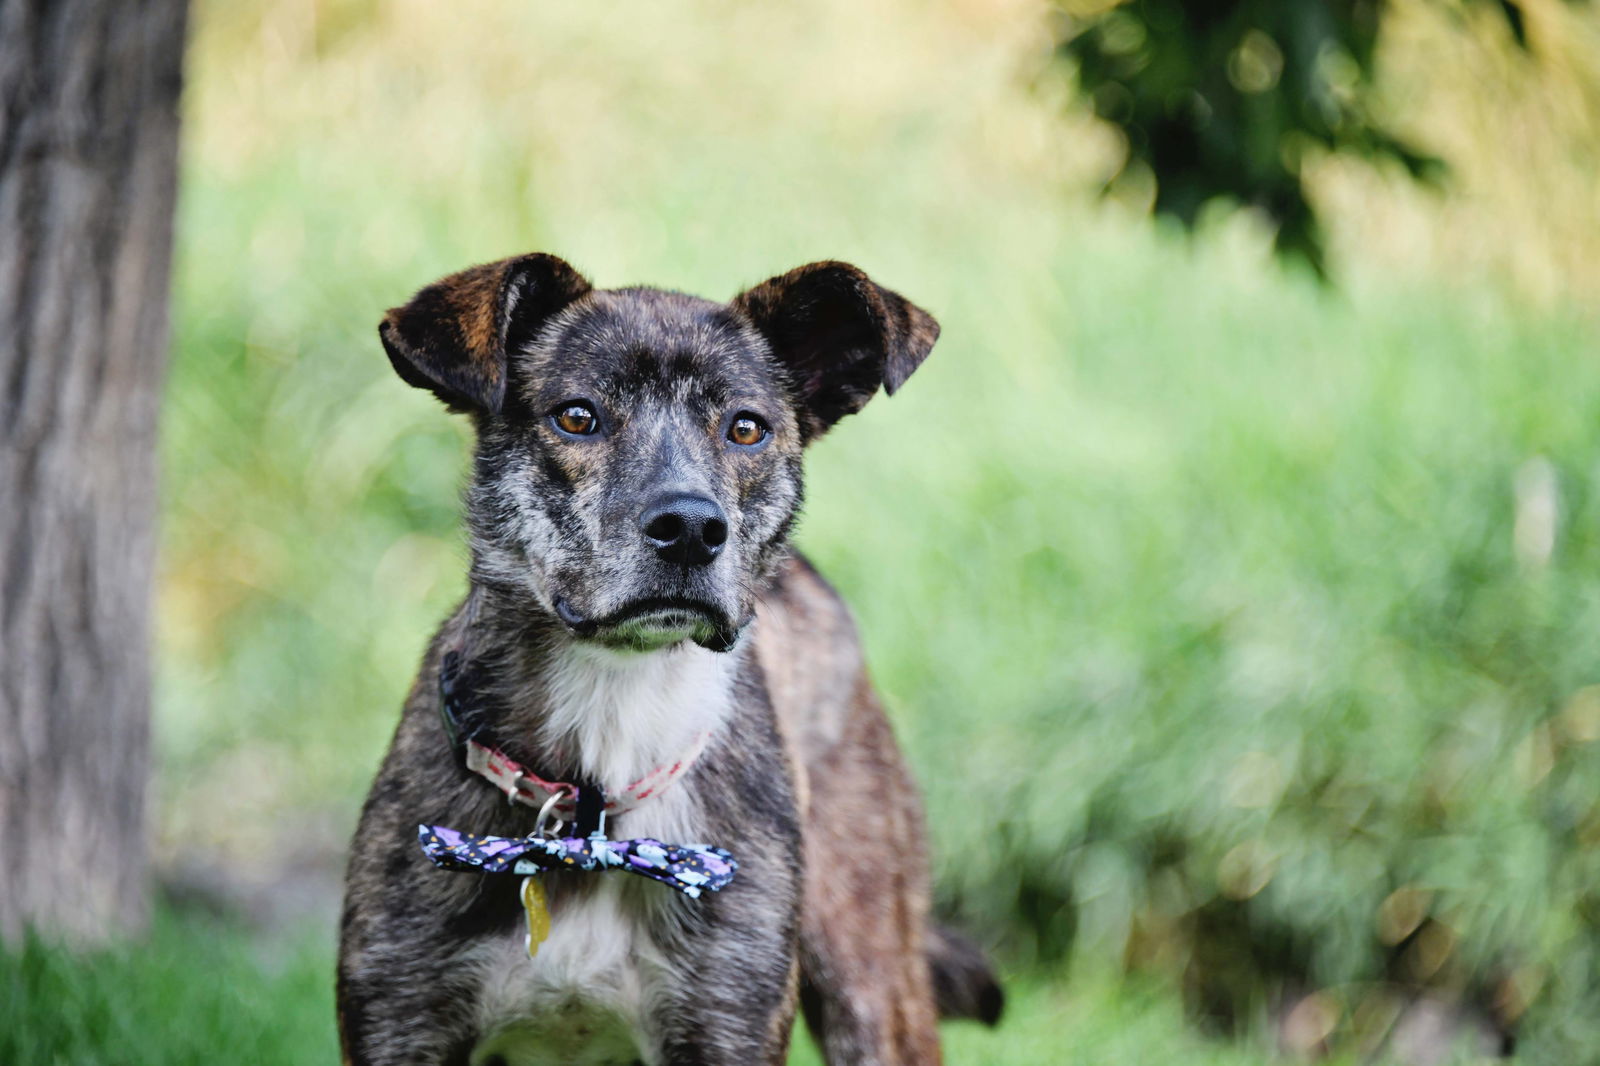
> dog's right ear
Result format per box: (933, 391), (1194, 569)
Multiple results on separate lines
(379, 253), (592, 415)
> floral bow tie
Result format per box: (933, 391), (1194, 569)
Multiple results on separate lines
(418, 824), (738, 899)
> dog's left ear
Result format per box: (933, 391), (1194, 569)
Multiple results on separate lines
(379, 253), (592, 415)
(732, 261), (939, 442)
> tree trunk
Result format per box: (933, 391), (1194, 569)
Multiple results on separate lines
(0, 0), (186, 944)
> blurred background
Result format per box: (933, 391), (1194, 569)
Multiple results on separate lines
(6, 0), (1600, 1062)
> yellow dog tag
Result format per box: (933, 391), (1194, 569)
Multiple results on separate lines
(521, 876), (550, 959)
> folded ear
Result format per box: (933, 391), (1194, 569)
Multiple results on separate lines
(379, 253), (592, 414)
(731, 261), (939, 442)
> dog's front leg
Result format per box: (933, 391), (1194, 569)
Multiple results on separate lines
(645, 833), (803, 1065)
(649, 932), (801, 1064)
(337, 927), (486, 1066)
(338, 759), (504, 1066)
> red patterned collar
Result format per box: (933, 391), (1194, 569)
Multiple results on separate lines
(438, 648), (710, 824)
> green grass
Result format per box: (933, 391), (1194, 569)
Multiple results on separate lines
(4, 915), (1280, 1066)
(1, 915), (335, 1065)
(790, 977), (1282, 1066)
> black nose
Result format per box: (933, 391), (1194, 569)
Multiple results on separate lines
(640, 492), (728, 566)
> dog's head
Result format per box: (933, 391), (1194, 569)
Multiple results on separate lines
(380, 253), (938, 652)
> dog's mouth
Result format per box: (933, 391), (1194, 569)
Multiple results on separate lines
(555, 596), (743, 653)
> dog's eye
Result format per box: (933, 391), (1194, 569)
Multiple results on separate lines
(727, 414), (769, 447)
(552, 403), (599, 436)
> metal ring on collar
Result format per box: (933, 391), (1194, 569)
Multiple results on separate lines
(532, 788), (570, 839)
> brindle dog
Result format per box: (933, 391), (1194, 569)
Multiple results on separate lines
(337, 254), (1001, 1066)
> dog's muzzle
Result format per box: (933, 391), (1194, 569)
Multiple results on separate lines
(554, 594), (744, 652)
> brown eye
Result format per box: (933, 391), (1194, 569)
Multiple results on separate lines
(553, 403), (598, 436)
(727, 414), (768, 447)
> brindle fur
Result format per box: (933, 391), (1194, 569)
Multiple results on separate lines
(338, 254), (999, 1065)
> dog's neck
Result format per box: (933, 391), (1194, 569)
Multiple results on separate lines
(458, 584), (742, 795)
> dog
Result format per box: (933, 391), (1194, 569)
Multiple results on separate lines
(337, 254), (1001, 1065)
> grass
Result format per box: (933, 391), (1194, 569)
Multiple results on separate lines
(3, 913), (1280, 1066)
(1, 915), (334, 1066)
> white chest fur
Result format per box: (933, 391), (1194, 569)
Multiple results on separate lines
(468, 642), (739, 1066)
(537, 641), (737, 802)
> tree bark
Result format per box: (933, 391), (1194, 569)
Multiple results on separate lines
(0, 0), (186, 944)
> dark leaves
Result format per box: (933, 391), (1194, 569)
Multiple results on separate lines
(1053, 0), (1535, 276)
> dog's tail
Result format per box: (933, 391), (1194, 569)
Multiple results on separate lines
(927, 922), (1004, 1026)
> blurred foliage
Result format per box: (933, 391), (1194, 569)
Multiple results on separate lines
(856, 262), (1600, 1062)
(1053, 0), (1550, 273)
(1315, 0), (1600, 303)
(95, 0), (1600, 1062)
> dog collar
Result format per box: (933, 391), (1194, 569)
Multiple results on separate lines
(422, 647), (737, 959)
(437, 649), (711, 823)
